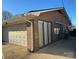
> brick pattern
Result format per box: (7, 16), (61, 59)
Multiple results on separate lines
(39, 10), (71, 26)
(33, 20), (39, 51)
(32, 10), (71, 51)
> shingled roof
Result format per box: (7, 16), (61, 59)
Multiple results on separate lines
(25, 7), (64, 16)
(2, 14), (37, 26)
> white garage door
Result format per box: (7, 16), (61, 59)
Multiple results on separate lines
(7, 24), (27, 47)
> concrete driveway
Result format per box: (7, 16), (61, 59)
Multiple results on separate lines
(2, 43), (28, 59)
(22, 37), (76, 59)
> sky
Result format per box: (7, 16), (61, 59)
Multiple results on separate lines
(2, 0), (76, 26)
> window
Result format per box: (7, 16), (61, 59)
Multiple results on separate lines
(54, 28), (60, 35)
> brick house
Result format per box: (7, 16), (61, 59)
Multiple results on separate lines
(2, 7), (72, 52)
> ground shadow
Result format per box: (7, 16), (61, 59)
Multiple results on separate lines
(36, 37), (76, 58)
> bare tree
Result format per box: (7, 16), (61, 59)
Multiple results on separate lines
(2, 11), (13, 20)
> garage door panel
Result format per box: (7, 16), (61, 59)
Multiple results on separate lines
(48, 23), (52, 43)
(38, 21), (44, 47)
(44, 22), (48, 45)
(7, 24), (27, 47)
(38, 21), (52, 48)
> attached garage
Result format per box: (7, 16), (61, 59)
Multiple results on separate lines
(5, 24), (27, 47)
(2, 15), (35, 52)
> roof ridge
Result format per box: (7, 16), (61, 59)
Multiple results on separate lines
(28, 7), (64, 13)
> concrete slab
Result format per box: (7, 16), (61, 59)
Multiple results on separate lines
(36, 37), (76, 58)
(22, 37), (76, 59)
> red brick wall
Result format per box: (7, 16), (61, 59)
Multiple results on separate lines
(32, 19), (39, 51)
(32, 10), (71, 51)
(39, 10), (71, 26)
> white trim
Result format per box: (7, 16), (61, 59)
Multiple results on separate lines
(56, 22), (67, 26)
(26, 8), (63, 16)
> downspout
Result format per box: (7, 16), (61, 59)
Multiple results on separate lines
(30, 21), (34, 52)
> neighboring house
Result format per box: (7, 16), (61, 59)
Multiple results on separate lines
(2, 7), (72, 52)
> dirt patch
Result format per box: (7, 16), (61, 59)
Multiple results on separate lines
(2, 43), (28, 59)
